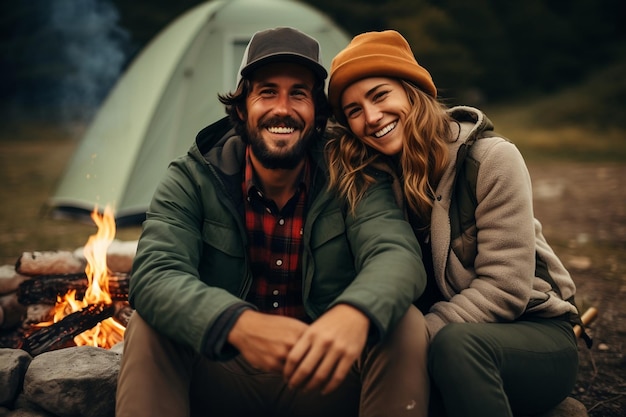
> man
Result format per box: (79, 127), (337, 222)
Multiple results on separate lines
(116, 27), (429, 417)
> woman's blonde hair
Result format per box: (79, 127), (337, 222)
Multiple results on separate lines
(326, 80), (451, 225)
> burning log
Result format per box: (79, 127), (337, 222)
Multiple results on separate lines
(24, 304), (55, 326)
(22, 303), (115, 356)
(17, 272), (130, 305)
(18, 273), (87, 305)
(2, 208), (135, 354)
(15, 251), (85, 276)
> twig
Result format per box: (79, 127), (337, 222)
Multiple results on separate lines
(587, 392), (626, 413)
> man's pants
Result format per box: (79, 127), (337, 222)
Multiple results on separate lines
(116, 305), (429, 417)
(428, 316), (579, 417)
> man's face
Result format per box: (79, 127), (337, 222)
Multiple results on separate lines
(239, 62), (317, 169)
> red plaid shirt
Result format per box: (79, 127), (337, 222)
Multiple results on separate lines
(242, 148), (309, 322)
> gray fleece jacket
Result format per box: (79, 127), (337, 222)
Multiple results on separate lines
(424, 106), (578, 338)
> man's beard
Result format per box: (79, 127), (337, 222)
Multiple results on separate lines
(246, 116), (316, 169)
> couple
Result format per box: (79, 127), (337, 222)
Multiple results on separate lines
(116, 27), (581, 417)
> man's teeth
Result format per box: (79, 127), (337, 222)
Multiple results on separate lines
(268, 126), (295, 134)
(374, 122), (397, 138)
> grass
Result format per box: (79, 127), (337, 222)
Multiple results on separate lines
(0, 124), (142, 266)
(483, 61), (626, 162)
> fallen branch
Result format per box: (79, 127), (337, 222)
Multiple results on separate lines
(587, 392), (626, 413)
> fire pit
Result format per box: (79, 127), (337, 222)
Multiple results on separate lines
(0, 206), (136, 355)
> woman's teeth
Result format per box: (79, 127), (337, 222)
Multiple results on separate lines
(374, 121), (397, 138)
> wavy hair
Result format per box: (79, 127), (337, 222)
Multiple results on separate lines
(326, 80), (451, 225)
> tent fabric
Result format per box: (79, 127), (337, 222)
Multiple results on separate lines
(48, 0), (350, 226)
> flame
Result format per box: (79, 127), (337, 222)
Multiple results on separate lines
(46, 205), (125, 348)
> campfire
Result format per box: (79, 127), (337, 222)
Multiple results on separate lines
(3, 205), (134, 356)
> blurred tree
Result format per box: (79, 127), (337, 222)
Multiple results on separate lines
(420, 0), (518, 102)
(310, 0), (625, 102)
(2, 0), (624, 126)
(1, 0), (131, 124)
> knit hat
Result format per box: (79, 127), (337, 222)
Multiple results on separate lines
(328, 30), (436, 120)
(237, 27), (327, 86)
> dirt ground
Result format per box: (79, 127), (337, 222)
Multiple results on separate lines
(527, 162), (626, 416)
(0, 135), (624, 415)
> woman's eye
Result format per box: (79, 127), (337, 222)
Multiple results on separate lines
(373, 91), (389, 102)
(346, 108), (362, 119)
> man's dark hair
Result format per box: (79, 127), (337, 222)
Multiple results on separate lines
(218, 76), (330, 140)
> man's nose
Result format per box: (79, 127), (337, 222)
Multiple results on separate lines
(273, 93), (291, 115)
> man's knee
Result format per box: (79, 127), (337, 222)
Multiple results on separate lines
(388, 305), (428, 352)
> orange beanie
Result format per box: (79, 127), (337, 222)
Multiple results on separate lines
(328, 30), (436, 120)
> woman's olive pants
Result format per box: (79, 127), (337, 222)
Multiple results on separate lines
(428, 316), (579, 417)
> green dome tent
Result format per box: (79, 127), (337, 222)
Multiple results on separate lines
(48, 0), (350, 226)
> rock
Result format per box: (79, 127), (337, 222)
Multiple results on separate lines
(22, 346), (121, 417)
(533, 397), (588, 417)
(0, 266), (28, 295)
(0, 293), (27, 329)
(0, 349), (32, 406)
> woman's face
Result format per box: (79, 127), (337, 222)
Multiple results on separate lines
(340, 77), (411, 156)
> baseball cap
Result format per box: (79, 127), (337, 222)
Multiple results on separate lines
(236, 27), (327, 86)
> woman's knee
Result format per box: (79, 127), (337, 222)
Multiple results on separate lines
(428, 323), (492, 375)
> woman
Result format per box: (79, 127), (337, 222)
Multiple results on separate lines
(325, 30), (585, 417)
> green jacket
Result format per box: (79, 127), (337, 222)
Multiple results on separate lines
(129, 117), (426, 357)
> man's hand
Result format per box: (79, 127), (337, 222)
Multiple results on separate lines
(283, 304), (370, 395)
(227, 310), (309, 373)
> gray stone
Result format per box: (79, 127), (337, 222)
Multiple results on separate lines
(23, 346), (121, 417)
(535, 397), (588, 417)
(0, 349), (32, 406)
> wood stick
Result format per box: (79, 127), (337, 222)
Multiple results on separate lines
(15, 251), (85, 276)
(17, 273), (129, 305)
(18, 274), (87, 305)
(574, 306), (598, 338)
(22, 303), (115, 356)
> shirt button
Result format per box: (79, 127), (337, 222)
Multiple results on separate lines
(272, 302), (279, 308)
(276, 259), (283, 266)
(272, 289), (279, 295)
(278, 218), (285, 225)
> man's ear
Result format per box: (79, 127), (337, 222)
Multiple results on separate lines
(236, 107), (246, 122)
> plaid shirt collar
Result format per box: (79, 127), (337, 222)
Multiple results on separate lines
(243, 147), (310, 208)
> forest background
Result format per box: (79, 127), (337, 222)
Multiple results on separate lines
(1, 0), (625, 134)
